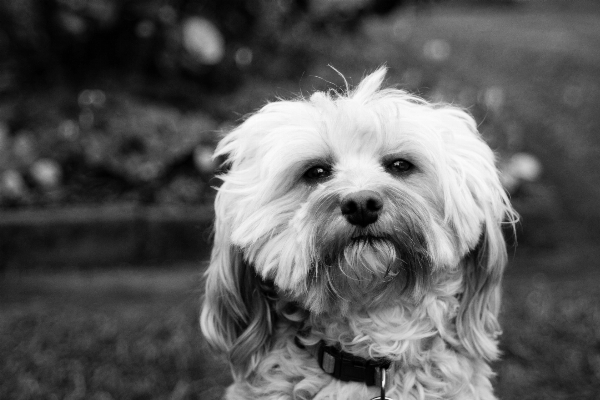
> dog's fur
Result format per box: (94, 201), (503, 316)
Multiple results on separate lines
(201, 68), (517, 400)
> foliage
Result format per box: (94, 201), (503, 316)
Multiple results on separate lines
(0, 89), (218, 207)
(0, 0), (316, 90)
(0, 0), (322, 208)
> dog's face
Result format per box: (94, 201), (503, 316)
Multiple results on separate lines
(201, 68), (516, 377)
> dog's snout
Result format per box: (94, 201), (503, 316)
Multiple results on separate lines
(340, 190), (383, 227)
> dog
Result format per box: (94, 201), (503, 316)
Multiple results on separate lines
(201, 68), (517, 400)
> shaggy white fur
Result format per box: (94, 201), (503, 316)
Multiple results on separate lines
(201, 68), (517, 400)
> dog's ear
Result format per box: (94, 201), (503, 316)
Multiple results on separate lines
(456, 219), (508, 361)
(436, 107), (517, 361)
(200, 191), (275, 379)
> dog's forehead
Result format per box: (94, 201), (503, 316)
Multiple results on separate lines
(306, 102), (429, 162)
(238, 94), (450, 173)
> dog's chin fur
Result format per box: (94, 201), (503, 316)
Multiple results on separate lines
(303, 224), (432, 315)
(200, 68), (517, 400)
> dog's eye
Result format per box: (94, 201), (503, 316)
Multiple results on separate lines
(387, 159), (414, 174)
(304, 165), (332, 182)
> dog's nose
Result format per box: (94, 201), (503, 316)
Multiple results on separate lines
(340, 190), (383, 227)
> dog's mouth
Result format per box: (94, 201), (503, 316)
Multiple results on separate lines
(350, 234), (389, 245)
(334, 233), (401, 284)
(346, 235), (397, 258)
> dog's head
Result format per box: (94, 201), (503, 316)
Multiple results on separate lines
(201, 68), (516, 378)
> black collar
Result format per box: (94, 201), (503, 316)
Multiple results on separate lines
(295, 337), (391, 386)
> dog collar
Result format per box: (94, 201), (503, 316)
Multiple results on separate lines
(295, 337), (391, 386)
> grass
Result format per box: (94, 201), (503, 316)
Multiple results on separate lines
(1, 262), (600, 400)
(0, 266), (230, 400)
(497, 271), (600, 399)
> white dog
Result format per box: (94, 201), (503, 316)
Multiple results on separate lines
(201, 68), (517, 400)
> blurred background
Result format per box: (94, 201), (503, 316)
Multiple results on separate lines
(0, 0), (599, 399)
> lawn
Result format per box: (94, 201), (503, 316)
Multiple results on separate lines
(0, 266), (230, 400)
(1, 261), (600, 400)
